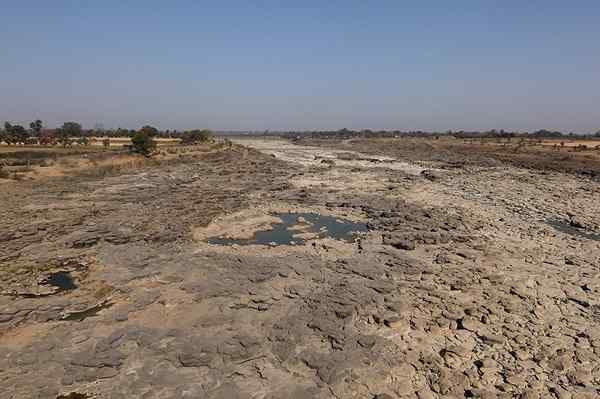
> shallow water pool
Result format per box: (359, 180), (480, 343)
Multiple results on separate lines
(207, 212), (367, 246)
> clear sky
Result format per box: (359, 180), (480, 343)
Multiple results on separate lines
(1, 1), (599, 132)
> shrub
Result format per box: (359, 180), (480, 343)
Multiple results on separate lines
(181, 129), (212, 145)
(139, 125), (159, 138)
(131, 130), (156, 156)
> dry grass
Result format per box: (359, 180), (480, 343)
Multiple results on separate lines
(86, 136), (181, 147)
(0, 141), (226, 182)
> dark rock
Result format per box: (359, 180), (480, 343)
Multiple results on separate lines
(569, 216), (585, 228)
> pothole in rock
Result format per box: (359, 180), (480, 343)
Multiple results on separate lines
(42, 271), (77, 292)
(546, 218), (600, 241)
(207, 213), (368, 246)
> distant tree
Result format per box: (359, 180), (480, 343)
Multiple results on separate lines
(139, 125), (159, 138)
(3, 122), (13, 144)
(115, 127), (129, 137)
(595, 130), (600, 138)
(56, 122), (81, 146)
(3, 122), (29, 144)
(131, 126), (157, 156)
(60, 121), (82, 137)
(532, 129), (563, 138)
(77, 136), (90, 146)
(0, 124), (8, 144)
(181, 129), (212, 145)
(12, 125), (28, 144)
(29, 120), (43, 137)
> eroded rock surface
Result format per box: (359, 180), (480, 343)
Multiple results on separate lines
(1, 140), (599, 398)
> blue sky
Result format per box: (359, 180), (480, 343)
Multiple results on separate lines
(1, 1), (599, 132)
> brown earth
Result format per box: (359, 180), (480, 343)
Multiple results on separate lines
(1, 138), (599, 398)
(0, 142), (215, 182)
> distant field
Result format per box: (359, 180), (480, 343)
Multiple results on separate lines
(87, 137), (181, 147)
(78, 136), (181, 147)
(0, 146), (111, 156)
(0, 136), (181, 152)
(0, 139), (223, 182)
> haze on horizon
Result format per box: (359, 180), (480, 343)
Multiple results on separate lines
(1, 1), (599, 133)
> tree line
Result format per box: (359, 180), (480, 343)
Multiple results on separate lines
(280, 128), (600, 140)
(0, 120), (213, 150)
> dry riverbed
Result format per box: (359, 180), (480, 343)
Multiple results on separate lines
(1, 138), (599, 398)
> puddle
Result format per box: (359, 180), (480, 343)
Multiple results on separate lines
(42, 271), (77, 292)
(546, 218), (600, 241)
(61, 302), (113, 322)
(207, 213), (367, 246)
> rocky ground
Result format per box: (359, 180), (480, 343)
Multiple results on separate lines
(1, 138), (599, 398)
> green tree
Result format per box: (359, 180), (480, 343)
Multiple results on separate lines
(57, 121), (82, 146)
(60, 121), (82, 137)
(0, 124), (8, 144)
(181, 129), (212, 144)
(131, 127), (157, 156)
(29, 120), (43, 137)
(139, 125), (159, 138)
(3, 122), (13, 144)
(3, 122), (28, 144)
(12, 125), (28, 144)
